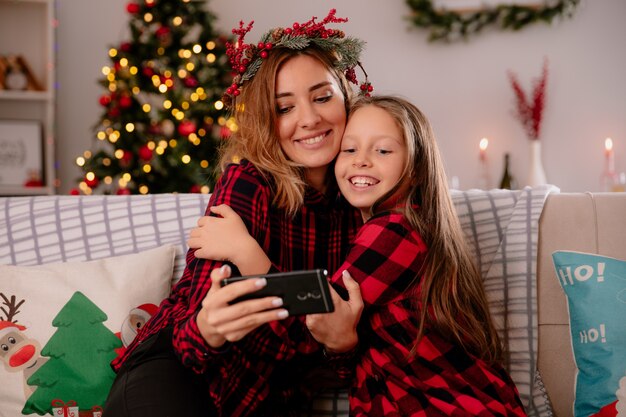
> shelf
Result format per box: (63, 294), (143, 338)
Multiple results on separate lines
(0, 0), (56, 196)
(0, 0), (52, 3)
(0, 185), (54, 196)
(0, 90), (52, 101)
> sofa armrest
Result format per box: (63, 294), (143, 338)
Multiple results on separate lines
(537, 193), (626, 417)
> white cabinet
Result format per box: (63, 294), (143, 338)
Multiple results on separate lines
(0, 0), (56, 195)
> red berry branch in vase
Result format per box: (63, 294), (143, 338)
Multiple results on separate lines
(508, 59), (548, 141)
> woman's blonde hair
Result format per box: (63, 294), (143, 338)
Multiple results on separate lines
(219, 47), (353, 216)
(351, 95), (503, 364)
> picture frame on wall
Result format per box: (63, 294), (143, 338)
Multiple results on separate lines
(0, 120), (44, 188)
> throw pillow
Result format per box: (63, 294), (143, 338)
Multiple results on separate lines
(552, 251), (626, 417)
(0, 244), (176, 416)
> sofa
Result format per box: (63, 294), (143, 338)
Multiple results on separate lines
(1, 187), (624, 417)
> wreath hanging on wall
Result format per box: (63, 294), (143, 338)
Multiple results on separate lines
(406, 0), (580, 42)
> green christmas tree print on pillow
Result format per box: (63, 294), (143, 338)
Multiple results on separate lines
(22, 292), (122, 415)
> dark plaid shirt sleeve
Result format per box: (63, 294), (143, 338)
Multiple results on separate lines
(172, 162), (277, 373)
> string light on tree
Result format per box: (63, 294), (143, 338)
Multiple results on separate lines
(75, 0), (232, 194)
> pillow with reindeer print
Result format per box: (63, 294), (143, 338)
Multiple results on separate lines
(0, 245), (175, 416)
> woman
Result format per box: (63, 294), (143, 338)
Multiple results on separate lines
(104, 10), (369, 417)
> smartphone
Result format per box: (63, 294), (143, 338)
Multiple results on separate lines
(220, 269), (334, 316)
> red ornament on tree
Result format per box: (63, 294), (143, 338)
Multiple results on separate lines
(177, 120), (197, 137)
(147, 123), (161, 135)
(155, 26), (171, 38)
(119, 95), (133, 109)
(120, 150), (133, 167)
(126, 2), (140, 14)
(183, 76), (198, 88)
(142, 66), (154, 77)
(69, 188), (80, 196)
(99, 94), (112, 107)
(189, 184), (202, 193)
(108, 107), (121, 118)
(116, 187), (132, 195)
(138, 145), (153, 161)
(85, 175), (99, 189)
(120, 42), (132, 53)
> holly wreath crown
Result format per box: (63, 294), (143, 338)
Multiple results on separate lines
(223, 9), (372, 107)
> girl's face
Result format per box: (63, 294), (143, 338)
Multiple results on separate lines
(335, 105), (409, 220)
(275, 54), (346, 188)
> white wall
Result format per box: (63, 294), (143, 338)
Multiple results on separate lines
(56, 0), (626, 193)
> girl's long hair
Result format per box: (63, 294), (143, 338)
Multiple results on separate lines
(354, 95), (503, 364)
(219, 47), (353, 216)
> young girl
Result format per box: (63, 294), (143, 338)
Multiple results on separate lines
(190, 95), (527, 415)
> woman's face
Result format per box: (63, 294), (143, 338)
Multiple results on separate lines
(335, 105), (409, 220)
(275, 54), (346, 184)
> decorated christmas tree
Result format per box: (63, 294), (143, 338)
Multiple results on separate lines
(22, 292), (122, 415)
(75, 0), (233, 195)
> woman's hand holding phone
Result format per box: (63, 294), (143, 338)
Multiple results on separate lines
(196, 264), (288, 348)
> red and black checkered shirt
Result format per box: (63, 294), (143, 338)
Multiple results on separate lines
(330, 212), (527, 416)
(112, 160), (361, 416)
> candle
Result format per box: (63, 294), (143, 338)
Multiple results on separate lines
(479, 137), (489, 161)
(601, 137), (619, 192)
(605, 137), (615, 173)
(478, 137), (491, 189)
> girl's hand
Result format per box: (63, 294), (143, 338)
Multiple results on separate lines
(187, 204), (271, 275)
(196, 265), (289, 348)
(306, 270), (363, 353)
(188, 204), (250, 262)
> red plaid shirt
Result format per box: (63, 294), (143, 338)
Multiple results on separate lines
(330, 212), (527, 417)
(112, 160), (361, 416)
